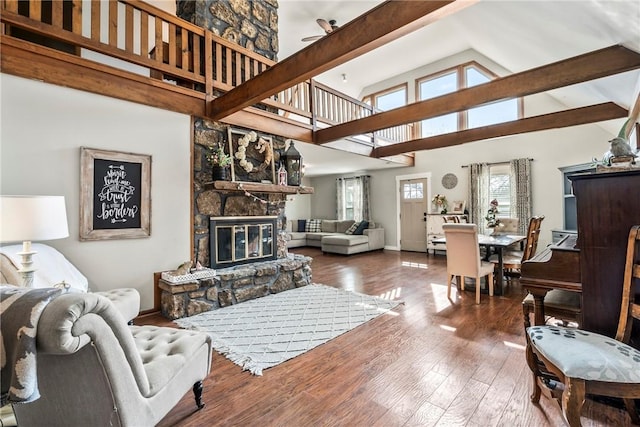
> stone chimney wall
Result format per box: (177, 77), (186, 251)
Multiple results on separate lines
(177, 0), (279, 61)
(177, 0), (286, 268)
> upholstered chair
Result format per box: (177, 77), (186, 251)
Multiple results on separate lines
(443, 223), (494, 304)
(526, 225), (640, 426)
(0, 243), (139, 322)
(9, 291), (212, 426)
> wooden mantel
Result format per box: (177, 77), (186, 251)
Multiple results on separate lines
(204, 181), (314, 195)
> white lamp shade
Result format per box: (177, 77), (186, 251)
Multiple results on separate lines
(0, 195), (69, 243)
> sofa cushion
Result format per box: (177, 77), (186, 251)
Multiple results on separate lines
(289, 232), (306, 240)
(306, 232), (334, 241)
(322, 235), (369, 246)
(321, 220), (337, 233)
(305, 219), (322, 233)
(354, 221), (369, 235)
(336, 220), (355, 234)
(345, 222), (359, 235)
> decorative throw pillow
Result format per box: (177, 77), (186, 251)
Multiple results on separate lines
(297, 219), (307, 232)
(354, 221), (369, 235)
(305, 219), (322, 233)
(345, 221), (360, 235)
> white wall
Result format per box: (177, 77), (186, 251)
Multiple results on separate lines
(284, 177), (312, 220)
(1, 74), (191, 311)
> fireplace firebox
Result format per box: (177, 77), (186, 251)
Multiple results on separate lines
(210, 216), (277, 268)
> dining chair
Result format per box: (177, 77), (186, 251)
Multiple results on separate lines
(490, 215), (545, 279)
(443, 215), (460, 223)
(491, 217), (519, 235)
(526, 225), (640, 426)
(443, 223), (494, 304)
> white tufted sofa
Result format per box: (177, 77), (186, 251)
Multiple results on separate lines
(0, 243), (140, 322)
(11, 292), (212, 426)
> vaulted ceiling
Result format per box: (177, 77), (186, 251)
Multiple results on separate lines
(274, 0), (640, 176)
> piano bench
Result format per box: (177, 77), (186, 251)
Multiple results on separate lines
(522, 290), (582, 330)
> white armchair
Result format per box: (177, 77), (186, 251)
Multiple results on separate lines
(0, 243), (139, 322)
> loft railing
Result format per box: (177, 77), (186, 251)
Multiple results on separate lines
(0, 0), (413, 147)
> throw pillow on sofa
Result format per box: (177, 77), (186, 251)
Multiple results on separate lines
(297, 219), (307, 232)
(345, 222), (360, 235)
(305, 219), (322, 233)
(354, 221), (369, 235)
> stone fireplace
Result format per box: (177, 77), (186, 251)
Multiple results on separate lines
(157, 0), (314, 320)
(209, 215), (278, 268)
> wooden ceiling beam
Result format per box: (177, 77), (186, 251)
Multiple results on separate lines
(318, 45), (640, 144)
(208, 0), (474, 121)
(372, 102), (628, 157)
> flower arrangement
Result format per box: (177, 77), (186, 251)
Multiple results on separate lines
(432, 194), (448, 213)
(207, 145), (232, 167)
(485, 199), (502, 228)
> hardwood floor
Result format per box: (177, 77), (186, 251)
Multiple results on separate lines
(145, 248), (632, 426)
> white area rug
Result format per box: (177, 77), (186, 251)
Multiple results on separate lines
(175, 283), (402, 375)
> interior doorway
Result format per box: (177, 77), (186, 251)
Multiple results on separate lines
(399, 177), (429, 252)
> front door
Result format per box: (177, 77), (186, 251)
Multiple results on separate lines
(400, 178), (428, 252)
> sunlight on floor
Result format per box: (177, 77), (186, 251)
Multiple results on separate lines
(503, 340), (526, 351)
(354, 302), (400, 316)
(378, 287), (402, 300)
(439, 324), (457, 332)
(430, 282), (456, 313)
(401, 261), (428, 269)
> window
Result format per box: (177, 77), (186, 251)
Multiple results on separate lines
(489, 164), (511, 217)
(344, 179), (356, 220)
(402, 182), (423, 200)
(336, 176), (371, 221)
(418, 71), (458, 137)
(365, 84), (407, 111)
(417, 62), (521, 137)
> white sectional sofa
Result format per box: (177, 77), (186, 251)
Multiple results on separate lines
(285, 219), (385, 255)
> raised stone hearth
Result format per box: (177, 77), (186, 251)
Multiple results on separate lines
(160, 255), (312, 319)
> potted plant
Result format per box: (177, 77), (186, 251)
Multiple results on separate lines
(207, 145), (232, 181)
(485, 199), (502, 231)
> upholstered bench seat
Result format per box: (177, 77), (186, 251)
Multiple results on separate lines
(131, 325), (212, 396)
(527, 325), (640, 382)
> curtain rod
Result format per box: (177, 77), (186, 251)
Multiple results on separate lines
(461, 158), (534, 168)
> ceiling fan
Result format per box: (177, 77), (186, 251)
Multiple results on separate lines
(301, 19), (339, 42)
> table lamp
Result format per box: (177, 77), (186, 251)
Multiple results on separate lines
(0, 195), (69, 287)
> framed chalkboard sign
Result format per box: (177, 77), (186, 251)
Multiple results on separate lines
(80, 147), (151, 241)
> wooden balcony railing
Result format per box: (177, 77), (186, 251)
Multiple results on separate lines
(1, 0), (413, 150)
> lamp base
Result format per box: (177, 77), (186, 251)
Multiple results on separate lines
(18, 241), (37, 288)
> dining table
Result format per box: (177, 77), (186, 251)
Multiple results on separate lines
(432, 233), (527, 296)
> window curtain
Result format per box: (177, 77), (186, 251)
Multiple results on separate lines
(336, 178), (346, 220)
(467, 163), (490, 234)
(336, 175), (371, 221)
(510, 158), (532, 235)
(354, 175), (371, 222)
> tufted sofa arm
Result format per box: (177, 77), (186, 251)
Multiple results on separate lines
(36, 293), (151, 394)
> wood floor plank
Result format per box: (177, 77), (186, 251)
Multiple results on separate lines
(148, 248), (633, 426)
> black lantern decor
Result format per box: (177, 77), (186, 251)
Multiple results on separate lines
(284, 141), (302, 186)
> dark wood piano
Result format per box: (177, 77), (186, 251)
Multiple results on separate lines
(522, 169), (640, 349)
(521, 234), (581, 326)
